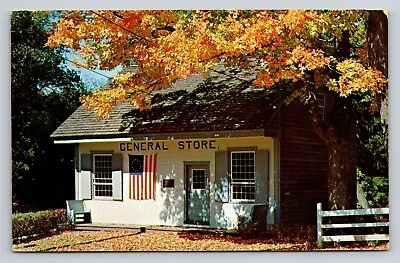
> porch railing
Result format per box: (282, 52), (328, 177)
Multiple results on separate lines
(316, 203), (389, 248)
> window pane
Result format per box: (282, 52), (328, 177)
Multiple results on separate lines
(232, 184), (255, 200)
(231, 151), (255, 200)
(192, 169), (206, 189)
(93, 155), (113, 197)
(95, 184), (113, 197)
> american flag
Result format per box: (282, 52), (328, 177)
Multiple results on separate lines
(129, 154), (157, 200)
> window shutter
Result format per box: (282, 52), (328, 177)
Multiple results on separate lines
(215, 151), (229, 202)
(112, 153), (123, 201)
(80, 154), (92, 200)
(255, 150), (269, 203)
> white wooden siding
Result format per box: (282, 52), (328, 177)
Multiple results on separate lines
(76, 136), (276, 229)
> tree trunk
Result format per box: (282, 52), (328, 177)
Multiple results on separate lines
(367, 10), (388, 125)
(367, 10), (388, 78)
(309, 94), (357, 210)
(326, 131), (357, 210)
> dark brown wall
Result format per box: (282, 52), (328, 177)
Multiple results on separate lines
(266, 101), (329, 225)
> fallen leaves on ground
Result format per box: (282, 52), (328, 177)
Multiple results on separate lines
(12, 230), (389, 252)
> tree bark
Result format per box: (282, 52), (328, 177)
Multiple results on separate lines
(309, 94), (357, 210)
(315, 10), (388, 210)
(326, 128), (357, 210)
(367, 10), (388, 78)
(367, 10), (388, 125)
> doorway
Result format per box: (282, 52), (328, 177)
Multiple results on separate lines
(184, 162), (210, 225)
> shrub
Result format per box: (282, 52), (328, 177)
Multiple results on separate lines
(12, 209), (66, 240)
(236, 215), (251, 236)
(357, 168), (389, 208)
(236, 215), (268, 238)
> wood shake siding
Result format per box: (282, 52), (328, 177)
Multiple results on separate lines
(267, 101), (329, 225)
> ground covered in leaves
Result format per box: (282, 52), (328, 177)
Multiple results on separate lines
(12, 230), (389, 252)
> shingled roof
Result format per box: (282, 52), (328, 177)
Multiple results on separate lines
(51, 67), (281, 140)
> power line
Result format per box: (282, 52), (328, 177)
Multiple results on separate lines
(90, 11), (150, 43)
(64, 58), (155, 96)
(64, 58), (112, 79)
(18, 42), (156, 96)
(18, 40), (112, 80)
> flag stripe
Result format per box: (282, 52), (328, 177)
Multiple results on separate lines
(153, 154), (157, 199)
(129, 175), (131, 199)
(143, 155), (147, 199)
(147, 155), (152, 199)
(129, 154), (157, 200)
(142, 155), (146, 199)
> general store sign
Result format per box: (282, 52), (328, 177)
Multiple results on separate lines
(120, 139), (217, 151)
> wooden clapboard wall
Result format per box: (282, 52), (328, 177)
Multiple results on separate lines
(266, 100), (330, 225)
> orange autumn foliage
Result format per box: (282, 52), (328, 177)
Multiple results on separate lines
(47, 10), (387, 118)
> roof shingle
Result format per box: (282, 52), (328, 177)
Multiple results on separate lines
(51, 67), (280, 140)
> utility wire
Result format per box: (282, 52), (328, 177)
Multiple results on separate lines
(53, 11), (264, 100)
(18, 43), (154, 96)
(58, 11), (280, 137)
(64, 58), (112, 79)
(18, 42), (111, 80)
(90, 11), (150, 43)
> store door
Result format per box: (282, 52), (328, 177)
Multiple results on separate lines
(185, 163), (210, 225)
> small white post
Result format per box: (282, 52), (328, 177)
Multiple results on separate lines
(317, 203), (323, 248)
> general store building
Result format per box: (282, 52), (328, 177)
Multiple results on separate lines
(51, 68), (329, 229)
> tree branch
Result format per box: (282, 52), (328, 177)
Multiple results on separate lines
(91, 11), (150, 43)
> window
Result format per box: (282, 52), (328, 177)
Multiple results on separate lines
(230, 151), (255, 200)
(192, 169), (206, 189)
(93, 154), (113, 198)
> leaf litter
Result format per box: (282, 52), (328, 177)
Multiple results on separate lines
(12, 230), (389, 252)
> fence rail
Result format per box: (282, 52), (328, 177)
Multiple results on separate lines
(316, 203), (389, 248)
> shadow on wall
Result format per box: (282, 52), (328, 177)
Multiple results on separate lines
(158, 172), (212, 226)
(213, 204), (232, 229)
(158, 170), (184, 225)
(157, 169), (258, 230)
(213, 176), (232, 228)
(187, 188), (210, 224)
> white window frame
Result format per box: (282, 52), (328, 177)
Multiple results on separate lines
(230, 151), (256, 202)
(92, 153), (113, 199)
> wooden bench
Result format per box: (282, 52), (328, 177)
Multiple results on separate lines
(66, 200), (91, 225)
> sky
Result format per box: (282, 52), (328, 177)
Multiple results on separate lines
(65, 53), (121, 90)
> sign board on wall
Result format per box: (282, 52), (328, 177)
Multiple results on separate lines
(120, 140), (217, 151)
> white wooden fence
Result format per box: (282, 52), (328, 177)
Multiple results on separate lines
(316, 203), (389, 248)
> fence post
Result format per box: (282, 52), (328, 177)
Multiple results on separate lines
(317, 203), (323, 248)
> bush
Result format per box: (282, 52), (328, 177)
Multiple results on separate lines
(236, 215), (269, 238)
(12, 209), (66, 240)
(357, 168), (389, 208)
(236, 215), (251, 236)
